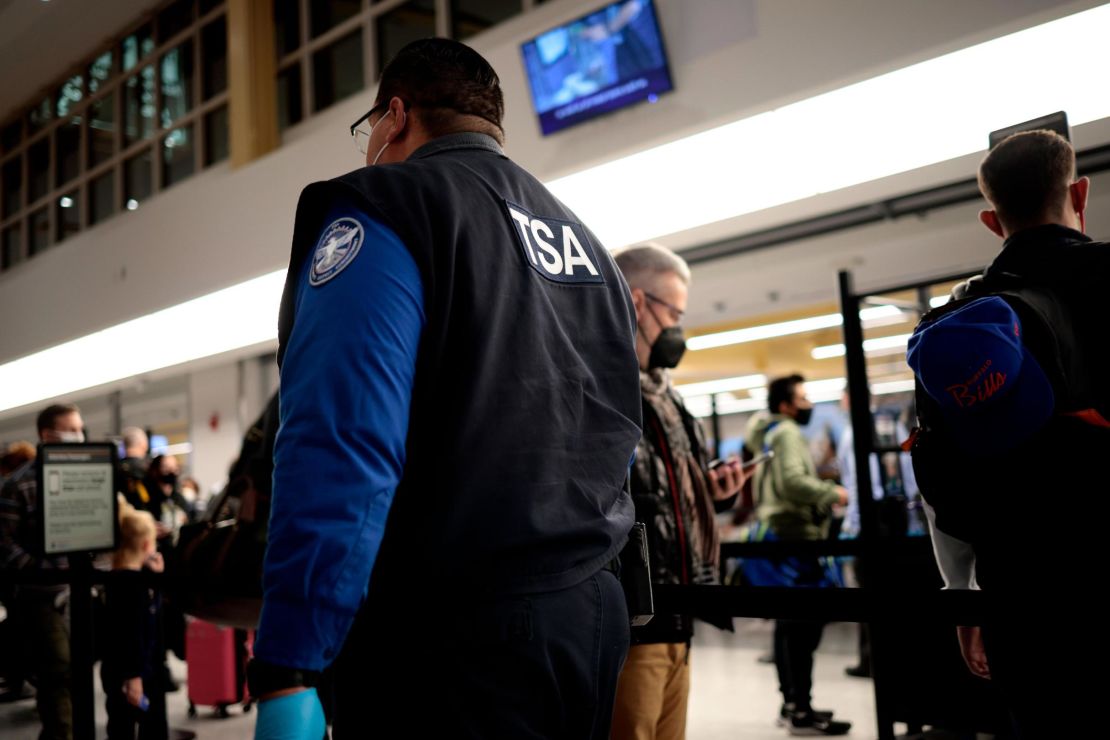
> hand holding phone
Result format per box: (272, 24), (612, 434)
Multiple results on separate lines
(742, 450), (775, 471)
(706, 456), (745, 501)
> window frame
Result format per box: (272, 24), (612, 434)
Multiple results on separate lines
(275, 0), (531, 131)
(0, 0), (230, 272)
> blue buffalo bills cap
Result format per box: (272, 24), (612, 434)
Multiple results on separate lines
(906, 295), (1054, 454)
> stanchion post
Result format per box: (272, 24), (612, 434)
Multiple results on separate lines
(69, 557), (96, 740)
(838, 270), (896, 740)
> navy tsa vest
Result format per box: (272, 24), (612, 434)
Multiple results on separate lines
(278, 133), (643, 597)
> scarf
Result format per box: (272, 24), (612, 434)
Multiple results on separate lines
(640, 369), (721, 574)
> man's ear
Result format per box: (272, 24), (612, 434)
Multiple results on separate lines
(1071, 176), (1090, 231)
(979, 209), (1005, 238)
(630, 287), (646, 322)
(383, 96), (408, 144)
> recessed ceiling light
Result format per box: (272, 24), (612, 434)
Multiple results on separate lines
(674, 374), (767, 398)
(687, 305), (904, 351)
(811, 333), (913, 360)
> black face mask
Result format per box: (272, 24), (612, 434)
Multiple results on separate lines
(648, 326), (687, 369)
(640, 301), (687, 369)
(794, 407), (814, 427)
(161, 473), (178, 486)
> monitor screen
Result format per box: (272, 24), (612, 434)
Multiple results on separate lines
(520, 0), (673, 136)
(150, 434), (169, 456)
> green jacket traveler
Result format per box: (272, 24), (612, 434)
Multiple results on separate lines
(746, 413), (841, 541)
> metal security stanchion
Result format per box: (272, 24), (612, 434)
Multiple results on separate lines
(69, 558), (96, 740)
(838, 270), (898, 740)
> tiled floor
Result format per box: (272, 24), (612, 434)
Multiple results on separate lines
(0, 620), (942, 739)
(687, 620), (876, 739)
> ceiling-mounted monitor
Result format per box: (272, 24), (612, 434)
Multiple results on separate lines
(989, 111), (1070, 148)
(520, 0), (673, 136)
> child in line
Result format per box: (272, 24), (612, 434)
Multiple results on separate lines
(101, 503), (168, 740)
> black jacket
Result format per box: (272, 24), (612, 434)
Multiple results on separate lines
(912, 224), (1110, 591)
(629, 384), (724, 643)
(983, 225), (1110, 412)
(101, 570), (162, 683)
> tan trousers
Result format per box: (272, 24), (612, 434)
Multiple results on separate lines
(611, 642), (690, 740)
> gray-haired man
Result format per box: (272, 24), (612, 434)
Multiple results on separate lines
(610, 244), (745, 740)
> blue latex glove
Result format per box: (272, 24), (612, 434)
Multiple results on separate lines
(255, 689), (326, 740)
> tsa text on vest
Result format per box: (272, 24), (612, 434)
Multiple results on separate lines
(508, 206), (600, 279)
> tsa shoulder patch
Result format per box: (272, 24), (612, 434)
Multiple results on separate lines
(309, 217), (364, 287)
(504, 200), (605, 284)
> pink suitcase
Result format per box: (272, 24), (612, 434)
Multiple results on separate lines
(185, 618), (253, 718)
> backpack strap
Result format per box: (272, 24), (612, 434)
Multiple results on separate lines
(761, 421), (780, 455)
(756, 421), (783, 507)
(991, 282), (1093, 415)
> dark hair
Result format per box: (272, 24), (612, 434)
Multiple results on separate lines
(375, 38), (505, 143)
(978, 130), (1075, 233)
(148, 454), (169, 475)
(36, 403), (80, 434)
(767, 374), (805, 414)
(1, 441), (36, 476)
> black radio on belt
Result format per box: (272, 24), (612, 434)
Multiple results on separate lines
(618, 522), (654, 627)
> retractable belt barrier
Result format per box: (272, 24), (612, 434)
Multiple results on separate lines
(654, 584), (987, 625)
(0, 558), (988, 626)
(0, 534), (1004, 740)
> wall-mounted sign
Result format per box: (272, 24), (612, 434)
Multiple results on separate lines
(38, 443), (118, 556)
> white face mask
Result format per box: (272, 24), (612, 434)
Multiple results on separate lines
(55, 430), (86, 443)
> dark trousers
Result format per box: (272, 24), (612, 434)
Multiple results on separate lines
(16, 592), (72, 740)
(101, 670), (167, 740)
(982, 612), (1098, 740)
(774, 620), (825, 710)
(332, 570), (629, 739)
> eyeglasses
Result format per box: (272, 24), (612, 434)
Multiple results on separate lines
(350, 103), (384, 155)
(644, 292), (685, 323)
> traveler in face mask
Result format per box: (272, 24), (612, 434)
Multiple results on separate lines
(139, 453), (188, 693)
(610, 243), (746, 740)
(250, 38), (641, 740)
(118, 427), (150, 512)
(746, 375), (851, 735)
(0, 403), (86, 740)
(142, 455), (185, 538)
(178, 477), (202, 522)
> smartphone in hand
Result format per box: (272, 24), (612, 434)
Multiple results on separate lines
(742, 450), (775, 471)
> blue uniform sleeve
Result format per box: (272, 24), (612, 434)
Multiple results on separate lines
(254, 202), (425, 671)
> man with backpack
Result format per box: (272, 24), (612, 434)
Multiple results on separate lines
(907, 129), (1108, 738)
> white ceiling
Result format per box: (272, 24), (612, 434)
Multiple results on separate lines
(680, 163), (1110, 340)
(0, 0), (163, 119)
